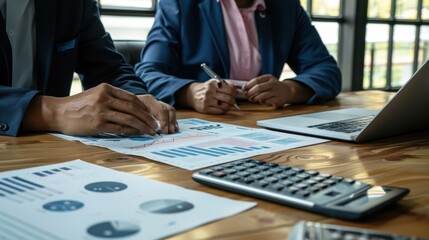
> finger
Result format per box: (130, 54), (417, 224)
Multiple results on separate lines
(152, 102), (177, 134)
(168, 107), (179, 133)
(103, 110), (157, 135)
(247, 81), (275, 100)
(99, 122), (142, 136)
(252, 92), (277, 105)
(107, 85), (151, 113)
(243, 75), (271, 91)
(217, 81), (237, 95)
(215, 90), (236, 106)
(205, 106), (229, 115)
(107, 95), (158, 132)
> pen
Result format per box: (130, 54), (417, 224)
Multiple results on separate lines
(200, 63), (240, 110)
(151, 115), (162, 136)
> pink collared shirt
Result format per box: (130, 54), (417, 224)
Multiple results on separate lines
(220, 0), (266, 81)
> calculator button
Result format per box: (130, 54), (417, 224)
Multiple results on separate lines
(269, 183), (285, 191)
(243, 162), (257, 168)
(237, 171), (251, 177)
(331, 176), (344, 182)
(249, 160), (265, 165)
(265, 163), (279, 167)
(233, 165), (247, 171)
(320, 173), (332, 179)
(223, 169), (237, 174)
(212, 166), (224, 171)
(226, 175), (240, 181)
(265, 177), (279, 183)
(306, 170), (319, 176)
(274, 173), (289, 179)
(281, 180), (294, 186)
(258, 180), (270, 187)
(239, 177), (255, 184)
(256, 165), (270, 171)
(286, 186), (299, 194)
(323, 179), (337, 186)
(296, 173), (311, 180)
(295, 190), (310, 198)
(295, 183), (308, 190)
(291, 167), (305, 173)
(252, 174), (266, 180)
(200, 169), (213, 175)
(289, 177), (303, 183)
(344, 178), (356, 184)
(211, 171), (227, 177)
(278, 165), (291, 170)
(260, 171), (274, 177)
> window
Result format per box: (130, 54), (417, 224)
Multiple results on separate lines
(98, 0), (156, 40)
(281, 0), (343, 80)
(364, 0), (429, 91)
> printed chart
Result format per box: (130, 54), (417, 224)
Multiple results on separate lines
(0, 160), (255, 240)
(53, 119), (328, 170)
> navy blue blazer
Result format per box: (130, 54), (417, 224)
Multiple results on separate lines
(136, 0), (341, 107)
(0, 0), (148, 136)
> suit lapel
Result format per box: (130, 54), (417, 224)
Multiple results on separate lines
(35, 0), (56, 91)
(256, 9), (274, 75)
(0, 11), (11, 84)
(198, 0), (230, 77)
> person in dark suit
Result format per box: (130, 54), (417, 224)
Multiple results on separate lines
(136, 0), (342, 115)
(0, 0), (178, 137)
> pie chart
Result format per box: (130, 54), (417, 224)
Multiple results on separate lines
(140, 199), (194, 214)
(87, 221), (140, 238)
(43, 200), (84, 212)
(84, 181), (128, 193)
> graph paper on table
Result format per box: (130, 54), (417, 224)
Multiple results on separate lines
(0, 160), (255, 240)
(53, 119), (328, 170)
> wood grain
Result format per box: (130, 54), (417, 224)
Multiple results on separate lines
(1, 91), (428, 239)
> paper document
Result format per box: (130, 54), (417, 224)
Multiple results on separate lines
(53, 119), (329, 170)
(0, 160), (256, 240)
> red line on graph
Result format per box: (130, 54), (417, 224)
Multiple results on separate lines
(125, 132), (211, 149)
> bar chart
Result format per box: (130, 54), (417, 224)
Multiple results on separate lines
(0, 176), (61, 203)
(151, 144), (271, 158)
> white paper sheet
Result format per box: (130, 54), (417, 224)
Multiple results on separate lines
(0, 160), (256, 240)
(52, 119), (329, 170)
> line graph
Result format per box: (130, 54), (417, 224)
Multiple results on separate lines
(124, 131), (213, 150)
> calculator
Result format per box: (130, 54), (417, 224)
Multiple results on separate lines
(288, 221), (425, 240)
(192, 159), (409, 220)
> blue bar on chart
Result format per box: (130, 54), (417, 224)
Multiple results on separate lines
(0, 177), (57, 203)
(0, 177), (46, 196)
(151, 145), (272, 158)
(33, 167), (73, 177)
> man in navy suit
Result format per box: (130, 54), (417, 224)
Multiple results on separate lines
(136, 0), (341, 114)
(0, 0), (178, 137)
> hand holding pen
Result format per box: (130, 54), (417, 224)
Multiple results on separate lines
(200, 63), (240, 110)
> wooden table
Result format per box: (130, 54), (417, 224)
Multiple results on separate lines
(1, 91), (428, 239)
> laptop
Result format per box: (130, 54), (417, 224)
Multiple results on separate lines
(257, 60), (429, 142)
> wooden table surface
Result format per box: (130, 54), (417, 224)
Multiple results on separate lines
(1, 91), (428, 239)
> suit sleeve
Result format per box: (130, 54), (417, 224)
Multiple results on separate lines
(0, 86), (39, 136)
(286, 2), (342, 104)
(0, 0), (148, 137)
(135, 0), (195, 106)
(76, 0), (148, 95)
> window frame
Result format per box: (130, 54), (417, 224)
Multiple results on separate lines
(98, 0), (157, 17)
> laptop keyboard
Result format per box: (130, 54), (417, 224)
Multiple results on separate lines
(308, 115), (375, 133)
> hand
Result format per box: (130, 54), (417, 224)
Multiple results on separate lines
(136, 95), (178, 134)
(242, 75), (314, 108)
(23, 83), (167, 136)
(177, 79), (237, 114)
